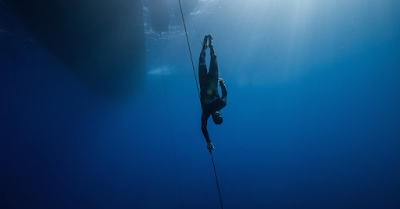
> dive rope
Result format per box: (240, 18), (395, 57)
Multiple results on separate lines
(178, 1), (224, 208)
(178, 0), (200, 98)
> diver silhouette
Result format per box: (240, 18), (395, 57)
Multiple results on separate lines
(199, 35), (227, 151)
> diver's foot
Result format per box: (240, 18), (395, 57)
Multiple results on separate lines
(207, 141), (215, 151)
(202, 35), (208, 49)
(208, 34), (213, 46)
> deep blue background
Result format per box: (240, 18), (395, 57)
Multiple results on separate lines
(1, 0), (400, 208)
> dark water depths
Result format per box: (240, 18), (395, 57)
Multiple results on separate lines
(1, 0), (399, 208)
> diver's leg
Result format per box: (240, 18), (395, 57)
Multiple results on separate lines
(199, 36), (208, 84)
(208, 35), (218, 81)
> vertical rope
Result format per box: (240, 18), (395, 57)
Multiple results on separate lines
(178, 0), (200, 99)
(180, 0), (203, 45)
(156, 36), (184, 209)
(210, 151), (224, 209)
(178, 1), (224, 209)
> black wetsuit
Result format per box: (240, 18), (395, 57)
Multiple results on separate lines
(199, 44), (227, 143)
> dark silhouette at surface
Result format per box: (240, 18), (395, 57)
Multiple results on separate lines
(148, 0), (170, 33)
(3, 0), (146, 99)
(199, 35), (227, 150)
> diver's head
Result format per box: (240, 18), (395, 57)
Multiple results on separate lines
(212, 111), (223, 125)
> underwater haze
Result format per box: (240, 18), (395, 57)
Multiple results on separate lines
(1, 0), (400, 208)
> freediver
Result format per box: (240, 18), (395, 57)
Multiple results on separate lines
(199, 35), (227, 151)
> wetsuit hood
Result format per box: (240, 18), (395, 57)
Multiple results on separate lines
(212, 111), (223, 125)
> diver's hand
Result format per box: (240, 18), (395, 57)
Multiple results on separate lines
(207, 141), (215, 151)
(218, 78), (224, 85)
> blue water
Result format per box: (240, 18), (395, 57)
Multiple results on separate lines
(1, 0), (400, 208)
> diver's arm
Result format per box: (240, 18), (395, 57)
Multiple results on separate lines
(219, 78), (227, 103)
(201, 112), (211, 143)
